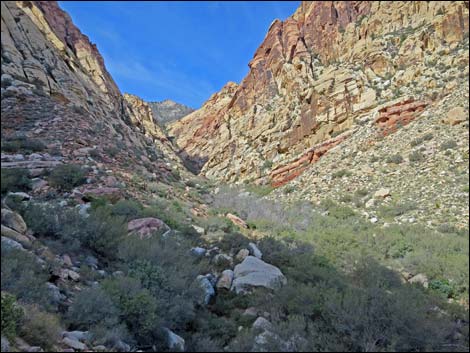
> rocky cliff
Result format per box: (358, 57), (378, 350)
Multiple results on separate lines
(169, 1), (469, 187)
(1, 0), (188, 193)
(149, 99), (194, 127)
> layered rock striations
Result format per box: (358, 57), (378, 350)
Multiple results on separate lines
(169, 1), (469, 186)
(1, 1), (188, 187)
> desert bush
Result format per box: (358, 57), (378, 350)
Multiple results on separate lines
(48, 164), (87, 191)
(1, 136), (45, 153)
(1, 247), (50, 307)
(1, 292), (23, 339)
(1, 168), (31, 195)
(332, 169), (352, 178)
(386, 153), (404, 164)
(67, 286), (119, 329)
(20, 305), (61, 350)
(440, 140), (458, 151)
(409, 150), (425, 162)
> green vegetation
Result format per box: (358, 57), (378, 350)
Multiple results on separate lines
(1, 168), (31, 195)
(1, 136), (45, 153)
(1, 292), (23, 340)
(440, 140), (458, 151)
(386, 153), (404, 164)
(48, 164), (87, 191)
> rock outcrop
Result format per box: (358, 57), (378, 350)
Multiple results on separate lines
(231, 256), (287, 294)
(1, 0), (189, 194)
(149, 99), (194, 126)
(169, 1), (469, 186)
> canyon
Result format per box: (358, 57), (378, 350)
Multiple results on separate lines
(1, 1), (469, 352)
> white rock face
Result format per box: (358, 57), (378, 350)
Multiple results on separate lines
(231, 256), (286, 294)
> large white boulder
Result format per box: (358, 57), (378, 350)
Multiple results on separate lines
(231, 256), (286, 294)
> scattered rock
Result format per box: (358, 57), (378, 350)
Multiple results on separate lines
(442, 106), (466, 126)
(190, 247), (206, 257)
(216, 269), (234, 290)
(253, 317), (273, 332)
(127, 217), (170, 239)
(62, 337), (86, 351)
(6, 191), (31, 201)
(374, 188), (391, 199)
(31, 178), (48, 192)
(213, 253), (233, 267)
(231, 256), (287, 294)
(226, 213), (248, 228)
(63, 331), (89, 342)
(163, 328), (185, 352)
(1, 336), (10, 352)
(1, 236), (25, 250)
(248, 242), (263, 259)
(235, 249), (250, 262)
(1, 225), (32, 248)
(192, 225), (205, 235)
(409, 273), (429, 288)
(196, 274), (216, 305)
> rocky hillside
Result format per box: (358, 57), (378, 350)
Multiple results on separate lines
(149, 99), (194, 127)
(168, 1), (469, 189)
(1, 0), (192, 198)
(1, 1), (469, 352)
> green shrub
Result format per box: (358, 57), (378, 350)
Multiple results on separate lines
(67, 287), (119, 329)
(1, 292), (24, 339)
(1, 136), (45, 153)
(429, 279), (457, 298)
(284, 185), (296, 194)
(332, 169), (352, 178)
(1, 247), (50, 307)
(20, 305), (61, 351)
(1, 168), (31, 195)
(48, 164), (87, 191)
(440, 140), (458, 151)
(386, 154), (404, 164)
(102, 276), (159, 344)
(408, 150), (425, 162)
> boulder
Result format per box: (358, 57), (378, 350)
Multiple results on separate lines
(163, 328), (185, 352)
(6, 191), (31, 201)
(213, 253), (233, 267)
(226, 213), (248, 228)
(1, 236), (25, 250)
(63, 331), (89, 342)
(81, 187), (122, 203)
(62, 337), (86, 351)
(190, 247), (206, 257)
(442, 106), (466, 126)
(1, 208), (27, 234)
(127, 217), (170, 239)
(231, 256), (287, 294)
(1, 336), (10, 352)
(196, 274), (216, 305)
(192, 225), (205, 235)
(253, 317), (273, 332)
(248, 242), (263, 259)
(236, 249), (250, 262)
(1, 225), (32, 248)
(31, 178), (48, 192)
(216, 269), (234, 290)
(408, 273), (429, 288)
(374, 188), (391, 199)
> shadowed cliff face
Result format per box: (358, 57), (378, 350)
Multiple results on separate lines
(169, 1), (469, 185)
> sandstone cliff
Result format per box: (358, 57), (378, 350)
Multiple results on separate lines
(149, 99), (194, 126)
(1, 1), (188, 192)
(169, 1), (469, 187)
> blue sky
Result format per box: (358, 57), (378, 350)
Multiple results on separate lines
(59, 1), (299, 108)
